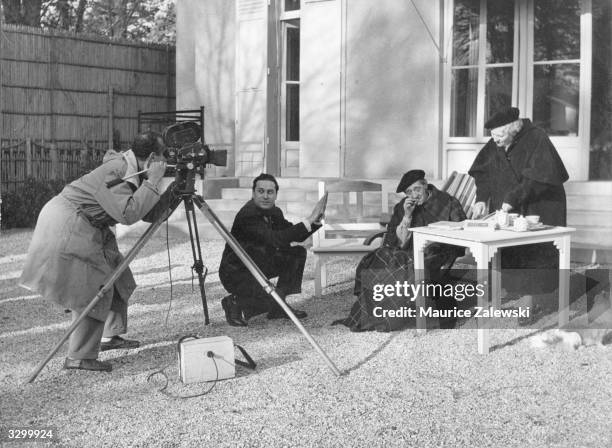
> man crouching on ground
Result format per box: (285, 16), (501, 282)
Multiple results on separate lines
(219, 173), (325, 326)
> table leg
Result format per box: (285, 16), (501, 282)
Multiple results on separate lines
(555, 236), (571, 326)
(314, 255), (324, 298)
(491, 248), (502, 309)
(413, 234), (427, 335)
(474, 245), (490, 354)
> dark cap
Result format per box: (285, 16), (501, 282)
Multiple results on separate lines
(484, 107), (520, 130)
(396, 169), (426, 193)
(132, 131), (164, 159)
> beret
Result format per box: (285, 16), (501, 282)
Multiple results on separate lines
(484, 107), (520, 130)
(396, 169), (426, 193)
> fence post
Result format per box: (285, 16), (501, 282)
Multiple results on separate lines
(50, 144), (59, 180)
(108, 86), (114, 150)
(26, 138), (32, 177)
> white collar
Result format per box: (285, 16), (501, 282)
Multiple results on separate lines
(122, 149), (141, 188)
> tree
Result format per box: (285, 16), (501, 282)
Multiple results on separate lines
(2, 0), (44, 26)
(1, 0), (176, 44)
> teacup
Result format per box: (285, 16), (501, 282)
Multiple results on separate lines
(496, 210), (509, 227)
(508, 213), (519, 225)
(525, 215), (540, 224)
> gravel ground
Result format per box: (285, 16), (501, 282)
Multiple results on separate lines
(1, 228), (612, 448)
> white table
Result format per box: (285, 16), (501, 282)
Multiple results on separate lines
(411, 225), (575, 354)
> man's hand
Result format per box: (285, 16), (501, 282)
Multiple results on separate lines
(470, 201), (487, 219)
(307, 198), (326, 225)
(501, 202), (513, 212)
(147, 160), (167, 186)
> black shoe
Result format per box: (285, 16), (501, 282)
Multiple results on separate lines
(221, 295), (247, 327)
(63, 358), (112, 372)
(100, 336), (140, 351)
(267, 306), (307, 320)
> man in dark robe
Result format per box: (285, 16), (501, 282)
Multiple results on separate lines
(218, 173), (325, 326)
(335, 170), (466, 331)
(468, 107), (569, 306)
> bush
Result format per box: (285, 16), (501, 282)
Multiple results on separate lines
(1, 178), (66, 229)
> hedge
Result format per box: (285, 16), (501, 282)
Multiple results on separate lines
(1, 178), (67, 229)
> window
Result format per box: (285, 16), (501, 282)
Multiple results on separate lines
(450, 0), (515, 137)
(284, 20), (300, 142)
(532, 0), (581, 136)
(589, 0), (612, 179)
(446, 0), (594, 180)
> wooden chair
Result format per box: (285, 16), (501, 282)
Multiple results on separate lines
(311, 180), (385, 297)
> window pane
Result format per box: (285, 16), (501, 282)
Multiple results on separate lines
(453, 0), (480, 66)
(486, 0), (514, 63)
(590, 0), (612, 179)
(451, 68), (478, 136)
(533, 64), (579, 136)
(285, 0), (300, 12)
(534, 0), (580, 61)
(485, 67), (513, 134)
(286, 84), (299, 141)
(286, 26), (300, 81)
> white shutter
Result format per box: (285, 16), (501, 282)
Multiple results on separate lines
(235, 0), (268, 176)
(299, 0), (341, 177)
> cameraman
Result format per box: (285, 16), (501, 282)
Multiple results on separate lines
(19, 132), (168, 372)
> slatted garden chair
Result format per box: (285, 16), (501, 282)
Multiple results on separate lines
(311, 180), (385, 297)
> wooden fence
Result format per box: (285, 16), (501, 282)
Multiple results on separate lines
(0, 23), (175, 161)
(0, 138), (109, 192)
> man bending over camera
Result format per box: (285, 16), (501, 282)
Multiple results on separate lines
(20, 132), (168, 372)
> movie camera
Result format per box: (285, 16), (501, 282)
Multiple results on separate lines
(162, 122), (227, 192)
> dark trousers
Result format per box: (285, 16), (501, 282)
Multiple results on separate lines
(220, 246), (307, 317)
(68, 288), (128, 359)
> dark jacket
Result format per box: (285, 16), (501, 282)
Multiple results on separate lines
(383, 185), (467, 250)
(219, 199), (319, 278)
(468, 119), (569, 226)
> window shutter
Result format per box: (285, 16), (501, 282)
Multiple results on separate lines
(299, 0), (342, 177)
(235, 0), (268, 176)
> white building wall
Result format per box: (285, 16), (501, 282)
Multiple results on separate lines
(342, 0), (441, 180)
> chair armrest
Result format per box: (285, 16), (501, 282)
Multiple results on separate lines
(364, 231), (386, 246)
(379, 213), (391, 227)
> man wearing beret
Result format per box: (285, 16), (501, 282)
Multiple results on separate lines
(469, 107), (569, 318)
(335, 169), (467, 331)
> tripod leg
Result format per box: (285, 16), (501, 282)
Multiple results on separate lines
(183, 198), (210, 324)
(191, 196), (342, 377)
(25, 195), (183, 384)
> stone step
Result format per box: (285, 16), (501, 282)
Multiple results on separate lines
(221, 187), (321, 202)
(567, 194), (612, 211)
(115, 208), (236, 241)
(567, 211), (612, 227)
(565, 181), (612, 195)
(205, 198), (247, 211)
(572, 226), (612, 248)
(238, 176), (324, 190)
(221, 188), (252, 200)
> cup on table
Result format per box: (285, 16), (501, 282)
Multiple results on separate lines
(496, 210), (509, 227)
(508, 213), (519, 225)
(525, 215), (540, 224)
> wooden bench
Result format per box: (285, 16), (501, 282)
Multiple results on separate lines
(311, 172), (477, 297)
(311, 180), (385, 297)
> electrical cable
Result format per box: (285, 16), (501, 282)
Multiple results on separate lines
(146, 352), (219, 399)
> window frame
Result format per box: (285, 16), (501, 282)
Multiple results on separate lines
(443, 0), (593, 180)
